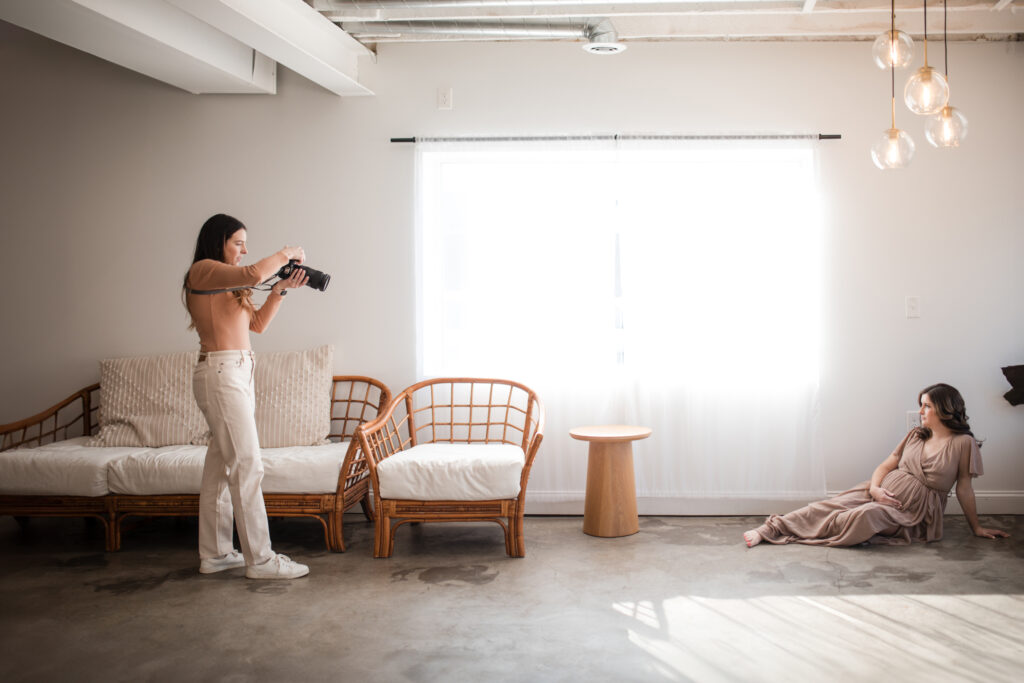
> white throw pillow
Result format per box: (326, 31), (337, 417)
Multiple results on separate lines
(89, 351), (211, 447)
(254, 345), (333, 448)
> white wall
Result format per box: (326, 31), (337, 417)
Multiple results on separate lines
(1, 21), (1021, 510)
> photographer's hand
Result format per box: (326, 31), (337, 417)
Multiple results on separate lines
(286, 268), (309, 290)
(281, 246), (305, 264)
(272, 267), (308, 296)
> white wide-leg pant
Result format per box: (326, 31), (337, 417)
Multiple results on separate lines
(193, 350), (274, 566)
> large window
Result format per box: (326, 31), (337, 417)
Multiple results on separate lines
(417, 138), (824, 511)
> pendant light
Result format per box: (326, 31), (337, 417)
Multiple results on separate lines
(872, 0), (914, 170)
(871, 18), (913, 70)
(925, 0), (968, 147)
(905, 1), (949, 115)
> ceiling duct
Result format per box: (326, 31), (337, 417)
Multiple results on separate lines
(314, 0), (691, 11)
(583, 18), (626, 53)
(340, 16), (625, 52)
(343, 20), (582, 40)
(312, 1), (1024, 45)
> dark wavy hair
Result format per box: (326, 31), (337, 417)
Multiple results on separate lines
(182, 214), (252, 327)
(915, 383), (975, 440)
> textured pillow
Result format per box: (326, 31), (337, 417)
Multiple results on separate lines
(254, 345), (333, 447)
(90, 351), (211, 447)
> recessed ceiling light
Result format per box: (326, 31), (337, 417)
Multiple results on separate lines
(583, 42), (627, 55)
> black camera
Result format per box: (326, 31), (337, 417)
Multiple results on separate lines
(277, 260), (330, 292)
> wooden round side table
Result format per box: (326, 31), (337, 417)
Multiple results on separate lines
(570, 425), (652, 538)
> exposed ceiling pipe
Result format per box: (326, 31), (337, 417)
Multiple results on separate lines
(583, 18), (625, 53)
(342, 16), (626, 52)
(315, 1), (1024, 45)
(314, 0), (703, 8)
(343, 20), (588, 39)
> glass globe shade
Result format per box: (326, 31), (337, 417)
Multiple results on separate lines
(871, 129), (915, 170)
(872, 30), (914, 69)
(925, 106), (968, 147)
(904, 66), (949, 115)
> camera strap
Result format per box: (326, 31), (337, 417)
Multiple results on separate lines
(187, 286), (256, 295)
(187, 277), (278, 295)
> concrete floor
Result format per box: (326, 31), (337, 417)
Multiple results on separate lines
(0, 514), (1021, 683)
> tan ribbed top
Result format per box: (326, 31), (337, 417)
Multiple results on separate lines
(186, 254), (289, 352)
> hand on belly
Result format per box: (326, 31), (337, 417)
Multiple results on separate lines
(869, 485), (903, 510)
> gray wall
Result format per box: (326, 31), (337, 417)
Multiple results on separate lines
(1, 21), (1021, 508)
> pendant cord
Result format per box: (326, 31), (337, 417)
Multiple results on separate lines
(944, 0), (949, 79)
(924, 1), (930, 66)
(890, 0), (896, 128)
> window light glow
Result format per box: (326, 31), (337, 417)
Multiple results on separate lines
(417, 141), (820, 393)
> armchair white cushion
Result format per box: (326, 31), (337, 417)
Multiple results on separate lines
(376, 443), (525, 501)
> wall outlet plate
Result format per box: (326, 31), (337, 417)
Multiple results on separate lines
(437, 87), (453, 110)
(905, 296), (921, 318)
(906, 410), (922, 431)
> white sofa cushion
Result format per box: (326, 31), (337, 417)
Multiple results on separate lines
(254, 345), (333, 448)
(90, 351), (211, 447)
(107, 441), (352, 495)
(376, 443), (525, 501)
(0, 437), (145, 497)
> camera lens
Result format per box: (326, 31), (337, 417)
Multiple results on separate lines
(276, 260), (330, 292)
(303, 267), (330, 292)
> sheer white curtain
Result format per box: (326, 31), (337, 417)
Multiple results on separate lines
(416, 138), (824, 513)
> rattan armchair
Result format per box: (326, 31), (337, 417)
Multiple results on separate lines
(356, 378), (544, 558)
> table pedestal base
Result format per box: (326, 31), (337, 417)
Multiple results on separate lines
(583, 441), (638, 538)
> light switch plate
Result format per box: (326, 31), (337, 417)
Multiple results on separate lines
(905, 296), (920, 318)
(437, 87), (453, 110)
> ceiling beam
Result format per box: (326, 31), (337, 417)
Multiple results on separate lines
(167, 0), (373, 97)
(0, 0), (277, 94)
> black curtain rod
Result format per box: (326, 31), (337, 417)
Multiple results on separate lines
(391, 133), (841, 143)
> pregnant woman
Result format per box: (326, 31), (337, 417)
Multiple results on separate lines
(744, 383), (1009, 547)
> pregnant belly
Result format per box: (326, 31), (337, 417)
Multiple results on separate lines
(882, 468), (932, 514)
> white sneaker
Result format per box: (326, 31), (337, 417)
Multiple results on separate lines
(245, 554), (309, 580)
(199, 550), (246, 574)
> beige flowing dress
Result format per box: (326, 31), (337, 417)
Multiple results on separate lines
(756, 431), (984, 546)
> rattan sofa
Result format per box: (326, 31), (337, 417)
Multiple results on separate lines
(0, 375), (390, 552)
(357, 378), (544, 558)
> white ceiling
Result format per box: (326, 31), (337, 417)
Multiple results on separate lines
(315, 0), (1024, 45)
(1, 0), (1021, 96)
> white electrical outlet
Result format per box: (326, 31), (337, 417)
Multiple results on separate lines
(906, 410), (922, 431)
(437, 87), (453, 110)
(905, 296), (921, 318)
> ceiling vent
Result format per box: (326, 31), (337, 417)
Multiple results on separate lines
(583, 19), (626, 55)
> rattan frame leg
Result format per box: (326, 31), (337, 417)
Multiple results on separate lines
(328, 510), (344, 552)
(510, 506), (525, 558)
(360, 494), (374, 521)
(374, 507), (394, 558)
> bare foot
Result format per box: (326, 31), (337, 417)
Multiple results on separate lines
(744, 529), (763, 547)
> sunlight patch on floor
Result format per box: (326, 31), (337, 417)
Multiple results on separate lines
(619, 593), (1024, 682)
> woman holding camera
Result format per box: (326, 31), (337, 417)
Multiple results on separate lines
(183, 213), (310, 580)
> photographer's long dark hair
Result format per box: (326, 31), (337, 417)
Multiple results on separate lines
(914, 383), (977, 442)
(182, 213), (254, 329)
